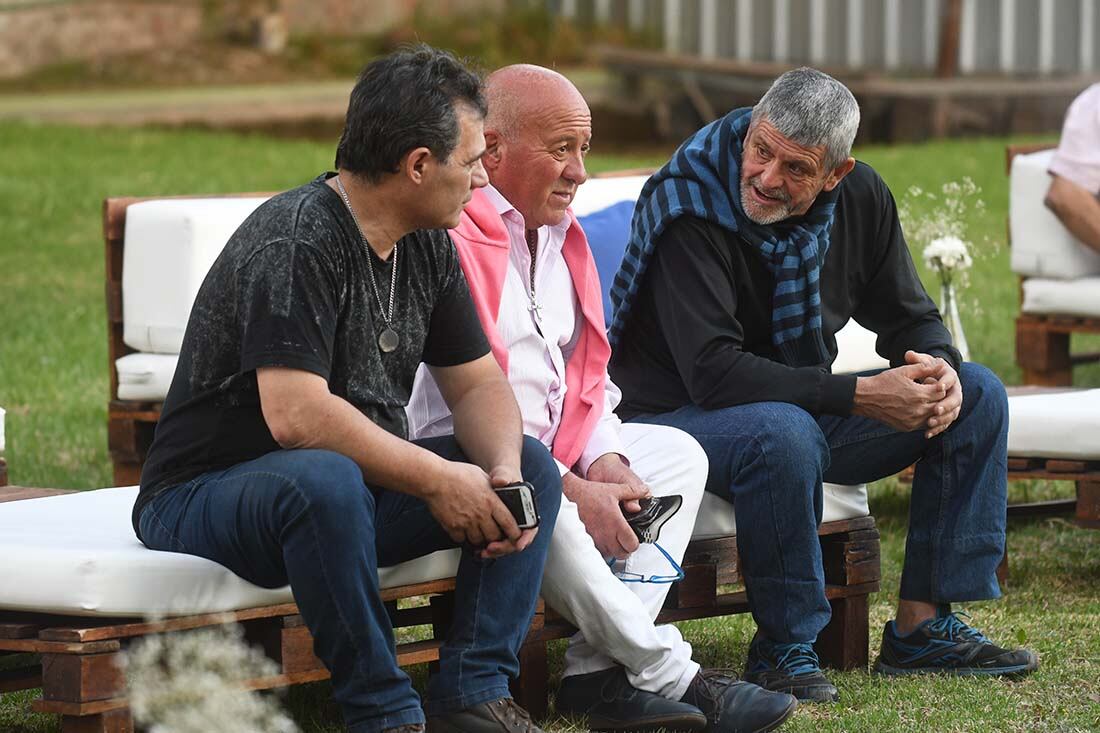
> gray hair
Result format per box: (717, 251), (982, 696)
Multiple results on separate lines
(749, 67), (860, 170)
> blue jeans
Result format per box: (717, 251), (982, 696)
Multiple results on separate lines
(138, 435), (561, 733)
(631, 362), (1007, 644)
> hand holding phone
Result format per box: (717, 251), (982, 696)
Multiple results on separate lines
(493, 481), (540, 530)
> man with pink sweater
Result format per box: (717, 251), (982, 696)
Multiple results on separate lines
(407, 65), (796, 733)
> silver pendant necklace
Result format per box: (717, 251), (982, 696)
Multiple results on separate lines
(335, 175), (400, 353)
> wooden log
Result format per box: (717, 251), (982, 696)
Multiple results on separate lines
(1076, 481), (1100, 528)
(0, 662), (41, 693)
(665, 560), (717, 609)
(1016, 316), (1072, 386)
(815, 594), (870, 670)
(42, 652), (125, 702)
(1007, 499), (1077, 518)
(60, 709), (133, 733)
(512, 601), (549, 720)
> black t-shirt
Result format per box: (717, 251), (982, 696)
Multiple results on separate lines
(134, 174), (489, 534)
(610, 161), (960, 420)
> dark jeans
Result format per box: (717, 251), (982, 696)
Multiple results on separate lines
(138, 435), (561, 733)
(631, 362), (1008, 644)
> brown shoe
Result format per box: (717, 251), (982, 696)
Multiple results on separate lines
(426, 698), (542, 733)
(384, 726), (426, 733)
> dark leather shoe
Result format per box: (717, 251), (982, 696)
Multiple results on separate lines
(680, 669), (798, 733)
(556, 666), (708, 731)
(426, 698), (542, 733)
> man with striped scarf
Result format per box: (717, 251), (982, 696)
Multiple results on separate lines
(608, 68), (1037, 703)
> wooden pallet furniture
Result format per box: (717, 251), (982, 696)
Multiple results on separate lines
(1007, 143), (1100, 387)
(0, 483), (879, 731)
(1003, 386), (1100, 528)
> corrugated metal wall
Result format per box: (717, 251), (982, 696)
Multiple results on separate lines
(547, 0), (1100, 75)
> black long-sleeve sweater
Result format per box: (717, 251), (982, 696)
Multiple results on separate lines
(610, 161), (961, 420)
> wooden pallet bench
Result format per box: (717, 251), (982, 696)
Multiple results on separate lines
(1006, 143), (1100, 387)
(1002, 386), (1100, 529)
(0, 485), (879, 732)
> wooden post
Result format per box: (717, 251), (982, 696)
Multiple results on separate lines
(1016, 316), (1073, 386)
(1076, 481), (1100, 529)
(936, 0), (963, 78)
(0, 458), (7, 487)
(510, 600), (548, 720)
(816, 594), (870, 670)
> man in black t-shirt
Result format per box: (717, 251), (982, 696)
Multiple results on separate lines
(135, 46), (560, 733)
(608, 68), (1036, 703)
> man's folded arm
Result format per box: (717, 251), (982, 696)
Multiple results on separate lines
(257, 366), (452, 498)
(429, 353), (523, 480)
(1045, 174), (1100, 253)
(649, 217), (856, 416)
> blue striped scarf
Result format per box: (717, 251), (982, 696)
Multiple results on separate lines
(607, 107), (839, 367)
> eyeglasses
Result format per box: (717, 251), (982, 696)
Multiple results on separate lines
(605, 541), (685, 584)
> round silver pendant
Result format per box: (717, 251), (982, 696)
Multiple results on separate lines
(378, 327), (399, 353)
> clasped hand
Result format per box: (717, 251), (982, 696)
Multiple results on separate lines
(855, 350), (963, 438)
(426, 463), (538, 560)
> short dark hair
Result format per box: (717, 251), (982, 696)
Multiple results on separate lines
(335, 44), (487, 182)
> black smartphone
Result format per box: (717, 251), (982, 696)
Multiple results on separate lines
(623, 495), (682, 544)
(494, 481), (540, 530)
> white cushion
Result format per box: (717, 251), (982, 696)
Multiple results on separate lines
(116, 353), (179, 402)
(691, 483), (869, 540)
(1008, 388), (1100, 460)
(833, 321), (889, 374)
(1021, 277), (1100, 317)
(1010, 150), (1100, 279)
(0, 487), (460, 617)
(569, 175), (649, 217)
(123, 198), (270, 354)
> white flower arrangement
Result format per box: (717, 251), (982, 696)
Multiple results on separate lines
(120, 618), (300, 733)
(922, 235), (973, 286)
(898, 178), (989, 362)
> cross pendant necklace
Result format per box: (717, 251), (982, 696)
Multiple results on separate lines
(525, 228), (543, 324)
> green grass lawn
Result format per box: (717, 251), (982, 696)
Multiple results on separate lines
(1, 122), (1098, 731)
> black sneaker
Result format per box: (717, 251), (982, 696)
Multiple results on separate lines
(743, 635), (838, 703)
(679, 668), (797, 733)
(873, 610), (1039, 678)
(556, 666), (708, 731)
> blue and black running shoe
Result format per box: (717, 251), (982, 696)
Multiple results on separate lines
(744, 633), (839, 703)
(873, 609), (1039, 678)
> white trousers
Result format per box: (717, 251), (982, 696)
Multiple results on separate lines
(540, 423), (708, 700)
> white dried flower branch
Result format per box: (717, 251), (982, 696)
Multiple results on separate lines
(119, 616), (300, 733)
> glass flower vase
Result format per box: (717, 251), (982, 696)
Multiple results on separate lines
(940, 282), (970, 362)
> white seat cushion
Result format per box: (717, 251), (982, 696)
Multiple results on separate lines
(0, 487), (460, 617)
(116, 353), (179, 402)
(123, 198), (270, 354)
(690, 483), (869, 540)
(1021, 277), (1100, 318)
(1010, 150), (1100, 279)
(1008, 388), (1100, 460)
